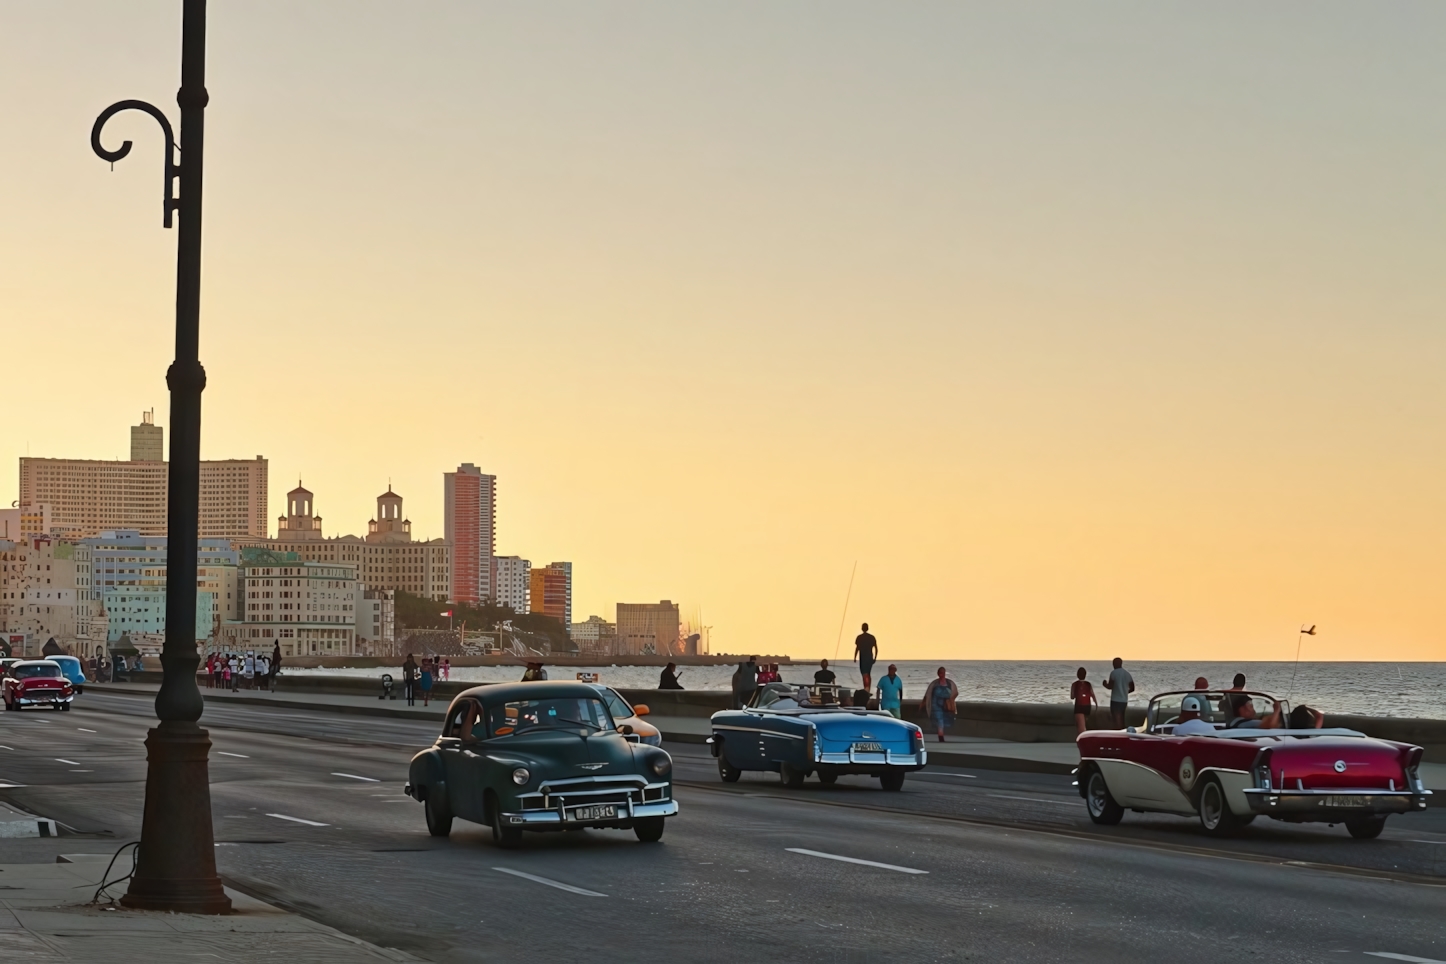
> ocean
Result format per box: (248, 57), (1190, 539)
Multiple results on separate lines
(296, 659), (1445, 719)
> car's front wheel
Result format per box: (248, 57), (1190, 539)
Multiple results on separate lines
(634, 817), (665, 843)
(424, 790), (452, 838)
(1197, 776), (1242, 836)
(879, 772), (905, 792)
(1084, 768), (1124, 825)
(718, 756), (741, 783)
(780, 763), (806, 788)
(1346, 817), (1386, 840)
(487, 793), (522, 849)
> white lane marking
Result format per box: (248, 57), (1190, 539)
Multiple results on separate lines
(331, 772), (379, 782)
(266, 813), (329, 827)
(0, 746), (12, 751)
(55, 759), (80, 766)
(70, 770), (93, 773)
(1404, 840), (1446, 846)
(492, 866), (606, 897)
(217, 752), (249, 758)
(1366, 954), (1446, 963)
(988, 793), (1077, 807)
(0, 783), (26, 789)
(930, 772), (977, 779)
(785, 848), (928, 875)
(77, 728), (96, 733)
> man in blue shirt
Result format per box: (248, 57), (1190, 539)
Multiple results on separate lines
(876, 664), (905, 718)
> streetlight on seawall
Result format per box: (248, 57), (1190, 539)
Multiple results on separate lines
(90, 0), (230, 914)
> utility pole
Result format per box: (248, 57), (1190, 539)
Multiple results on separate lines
(92, 0), (230, 914)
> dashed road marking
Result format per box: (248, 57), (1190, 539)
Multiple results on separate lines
(331, 772), (379, 782)
(1365, 954), (1446, 963)
(218, 752), (249, 758)
(785, 848), (928, 874)
(77, 728), (96, 733)
(266, 813), (329, 827)
(493, 866), (606, 897)
(988, 793), (1077, 807)
(55, 759), (80, 766)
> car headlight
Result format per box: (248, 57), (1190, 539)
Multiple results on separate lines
(649, 755), (672, 778)
(511, 767), (530, 785)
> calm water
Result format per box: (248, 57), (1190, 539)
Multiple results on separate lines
(298, 660), (1445, 719)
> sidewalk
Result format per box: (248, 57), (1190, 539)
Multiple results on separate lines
(0, 857), (417, 962)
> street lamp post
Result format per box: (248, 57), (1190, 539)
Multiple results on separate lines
(91, 0), (230, 914)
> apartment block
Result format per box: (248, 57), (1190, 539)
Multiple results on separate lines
(494, 555), (531, 613)
(529, 562), (572, 627)
(444, 463), (496, 605)
(616, 600), (680, 657)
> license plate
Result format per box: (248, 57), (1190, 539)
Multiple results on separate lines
(1321, 795), (1370, 808)
(571, 805), (617, 821)
(852, 742), (884, 753)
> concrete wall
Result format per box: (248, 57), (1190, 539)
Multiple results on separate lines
(110, 674), (1446, 762)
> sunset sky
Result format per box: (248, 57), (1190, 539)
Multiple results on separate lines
(2, 3), (1443, 661)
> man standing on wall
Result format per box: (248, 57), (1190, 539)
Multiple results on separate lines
(854, 623), (878, 691)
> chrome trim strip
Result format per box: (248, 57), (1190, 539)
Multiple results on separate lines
(502, 800), (679, 826)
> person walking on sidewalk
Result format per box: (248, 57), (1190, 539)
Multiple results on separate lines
(221, 657), (232, 692)
(441, 657), (451, 682)
(854, 623), (878, 692)
(876, 664), (904, 718)
(921, 667), (959, 742)
(419, 656), (435, 706)
(1070, 667), (1097, 733)
(1101, 657), (1134, 728)
(402, 653), (419, 706)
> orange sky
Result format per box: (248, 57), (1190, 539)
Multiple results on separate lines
(2, 4), (1443, 661)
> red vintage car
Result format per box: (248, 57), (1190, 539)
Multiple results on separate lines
(2, 660), (75, 712)
(1077, 690), (1431, 839)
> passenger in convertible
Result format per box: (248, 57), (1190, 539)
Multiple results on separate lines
(1261, 702), (1325, 730)
(1172, 695), (1216, 736)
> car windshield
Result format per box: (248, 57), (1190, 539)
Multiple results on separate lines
(602, 690), (632, 720)
(1147, 692), (1281, 732)
(13, 664), (61, 680)
(487, 697), (614, 737)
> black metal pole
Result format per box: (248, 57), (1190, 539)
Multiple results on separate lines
(92, 0), (230, 914)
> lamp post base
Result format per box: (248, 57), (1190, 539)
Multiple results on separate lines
(120, 721), (231, 914)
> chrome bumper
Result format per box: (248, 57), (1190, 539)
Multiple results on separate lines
(816, 748), (926, 768)
(1243, 787), (1432, 816)
(17, 695), (72, 705)
(500, 800), (679, 828)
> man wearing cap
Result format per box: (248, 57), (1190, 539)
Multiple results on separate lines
(1173, 695), (1215, 736)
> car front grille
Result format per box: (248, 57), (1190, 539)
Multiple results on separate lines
(516, 775), (669, 812)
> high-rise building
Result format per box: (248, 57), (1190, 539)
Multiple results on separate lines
(616, 600), (680, 656)
(19, 415), (268, 539)
(570, 614), (616, 655)
(130, 409), (164, 461)
(444, 463), (496, 605)
(493, 556), (531, 613)
(529, 562), (572, 627)
(0, 504), (55, 541)
(73, 530), (233, 650)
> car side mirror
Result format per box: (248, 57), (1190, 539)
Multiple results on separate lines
(632, 704), (650, 717)
(618, 724), (634, 735)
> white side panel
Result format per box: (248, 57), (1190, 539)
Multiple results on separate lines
(1206, 769), (1254, 817)
(1096, 759), (1195, 814)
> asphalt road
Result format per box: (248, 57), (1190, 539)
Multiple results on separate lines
(0, 691), (1442, 963)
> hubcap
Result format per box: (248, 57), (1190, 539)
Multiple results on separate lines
(1087, 774), (1107, 815)
(1202, 785), (1222, 828)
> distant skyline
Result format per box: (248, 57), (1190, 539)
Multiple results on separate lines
(2, 3), (1443, 661)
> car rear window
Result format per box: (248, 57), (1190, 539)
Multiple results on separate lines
(13, 664), (61, 680)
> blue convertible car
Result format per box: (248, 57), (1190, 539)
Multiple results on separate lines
(708, 682), (927, 790)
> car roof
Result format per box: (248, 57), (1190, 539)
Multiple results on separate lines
(14, 659), (62, 667)
(452, 680), (610, 705)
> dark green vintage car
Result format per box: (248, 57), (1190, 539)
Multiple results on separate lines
(404, 681), (678, 848)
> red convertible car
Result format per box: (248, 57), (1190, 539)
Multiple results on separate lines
(1077, 690), (1431, 839)
(2, 660), (75, 712)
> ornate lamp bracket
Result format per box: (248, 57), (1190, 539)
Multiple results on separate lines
(91, 100), (180, 228)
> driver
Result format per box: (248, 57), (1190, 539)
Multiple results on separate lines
(1172, 695), (1216, 736)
